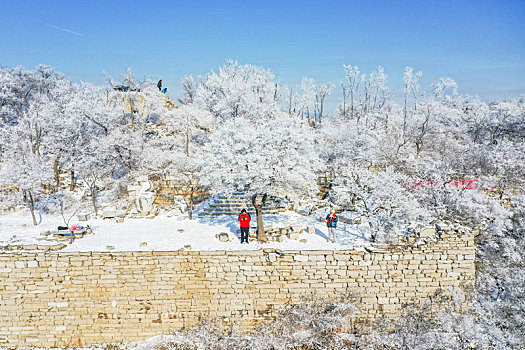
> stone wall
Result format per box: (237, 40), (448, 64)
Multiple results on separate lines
(127, 175), (208, 206)
(0, 230), (475, 347)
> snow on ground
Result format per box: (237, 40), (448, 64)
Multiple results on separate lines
(0, 206), (369, 252)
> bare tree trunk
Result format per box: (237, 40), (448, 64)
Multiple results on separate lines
(288, 89), (293, 117)
(90, 185), (98, 216)
(185, 112), (190, 156)
(189, 185), (194, 220)
(252, 194), (268, 242)
(415, 140), (423, 156)
(403, 93), (408, 137)
(341, 84), (347, 118)
(25, 190), (38, 226)
(54, 156), (61, 187)
(319, 97), (324, 124)
(70, 170), (76, 191)
(350, 93), (355, 120)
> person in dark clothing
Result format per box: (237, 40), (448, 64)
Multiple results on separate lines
(238, 209), (251, 243)
(326, 208), (338, 243)
(157, 79), (162, 91)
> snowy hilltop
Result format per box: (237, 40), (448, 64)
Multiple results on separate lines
(0, 61), (524, 347)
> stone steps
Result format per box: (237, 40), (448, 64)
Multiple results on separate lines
(198, 190), (287, 216)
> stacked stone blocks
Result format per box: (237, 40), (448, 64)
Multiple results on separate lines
(0, 230), (475, 347)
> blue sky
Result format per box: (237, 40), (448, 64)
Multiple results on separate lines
(1, 0), (524, 110)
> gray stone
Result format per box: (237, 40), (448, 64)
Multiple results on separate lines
(420, 227), (436, 238)
(295, 205), (312, 216)
(48, 243), (66, 251)
(102, 210), (117, 219)
(291, 225), (302, 232)
(218, 232), (230, 242)
(77, 214), (90, 221)
(288, 232), (300, 240)
(115, 210), (127, 218)
(435, 222), (451, 232)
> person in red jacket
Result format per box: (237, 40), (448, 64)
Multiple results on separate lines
(238, 209), (251, 244)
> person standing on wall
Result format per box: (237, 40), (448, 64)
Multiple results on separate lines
(157, 79), (162, 91)
(326, 208), (338, 243)
(238, 209), (251, 244)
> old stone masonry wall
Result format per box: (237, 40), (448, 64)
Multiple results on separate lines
(0, 231), (475, 347)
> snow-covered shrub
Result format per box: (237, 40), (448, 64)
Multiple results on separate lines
(475, 193), (525, 348)
(331, 166), (430, 243)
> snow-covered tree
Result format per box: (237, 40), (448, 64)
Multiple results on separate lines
(193, 60), (281, 121)
(0, 136), (53, 225)
(331, 166), (429, 242)
(199, 113), (321, 241)
(341, 64), (365, 119)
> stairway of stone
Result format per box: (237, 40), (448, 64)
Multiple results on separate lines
(197, 190), (287, 216)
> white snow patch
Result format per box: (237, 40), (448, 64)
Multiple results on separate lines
(0, 208), (369, 252)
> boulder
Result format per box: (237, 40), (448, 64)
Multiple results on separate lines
(291, 225), (302, 232)
(218, 232), (230, 242)
(307, 226), (316, 235)
(338, 215), (352, 224)
(288, 232), (300, 240)
(140, 242), (148, 247)
(77, 214), (90, 221)
(296, 205), (312, 216)
(106, 245), (115, 250)
(420, 227), (436, 238)
(102, 210), (117, 219)
(115, 210), (127, 218)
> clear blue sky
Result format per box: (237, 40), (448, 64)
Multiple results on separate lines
(1, 0), (524, 110)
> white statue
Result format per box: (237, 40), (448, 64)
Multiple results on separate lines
(135, 180), (156, 213)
